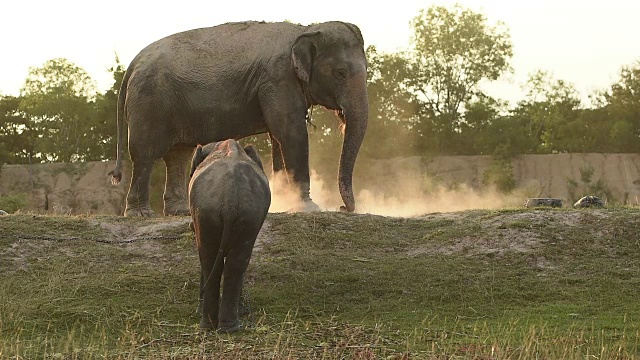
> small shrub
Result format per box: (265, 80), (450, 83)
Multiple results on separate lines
(580, 164), (595, 184)
(483, 160), (516, 193)
(523, 181), (543, 198)
(483, 145), (516, 193)
(567, 163), (615, 204)
(567, 178), (579, 202)
(0, 193), (29, 213)
(589, 178), (614, 203)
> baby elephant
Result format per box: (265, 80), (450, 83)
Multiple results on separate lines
(188, 139), (271, 332)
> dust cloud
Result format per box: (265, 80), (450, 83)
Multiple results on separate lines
(268, 169), (523, 217)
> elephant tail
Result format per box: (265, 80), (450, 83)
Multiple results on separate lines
(200, 219), (233, 302)
(108, 66), (133, 186)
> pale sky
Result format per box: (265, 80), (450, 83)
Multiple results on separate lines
(2, 0), (640, 105)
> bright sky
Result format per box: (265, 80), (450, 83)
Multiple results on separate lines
(2, 0), (640, 105)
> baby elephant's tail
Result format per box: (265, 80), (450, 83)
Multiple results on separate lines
(201, 220), (233, 304)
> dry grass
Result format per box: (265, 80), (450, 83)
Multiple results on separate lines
(1, 207), (639, 358)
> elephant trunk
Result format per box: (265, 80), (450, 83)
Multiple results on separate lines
(338, 78), (368, 213)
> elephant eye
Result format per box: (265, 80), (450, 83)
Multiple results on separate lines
(332, 68), (347, 80)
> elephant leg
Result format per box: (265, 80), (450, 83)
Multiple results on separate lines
(163, 145), (193, 216)
(217, 256), (245, 333)
(270, 133), (285, 175)
(125, 159), (156, 217)
(262, 92), (320, 212)
(197, 270), (204, 315)
(200, 262), (223, 330)
(271, 127), (320, 212)
(198, 222), (224, 330)
(217, 225), (260, 333)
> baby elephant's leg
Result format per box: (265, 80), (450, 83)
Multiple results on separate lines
(217, 223), (262, 333)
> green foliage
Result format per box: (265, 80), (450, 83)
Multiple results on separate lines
(513, 70), (583, 153)
(567, 163), (615, 203)
(0, 193), (29, 213)
(19, 58), (98, 162)
(1, 56), (125, 165)
(408, 4), (513, 154)
(91, 55), (126, 160)
(240, 133), (271, 161)
(361, 46), (418, 158)
(0, 95), (36, 164)
(4, 8), (640, 169)
(598, 61), (640, 153)
(580, 163), (595, 184)
(482, 144), (517, 193)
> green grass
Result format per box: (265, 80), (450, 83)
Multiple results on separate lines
(0, 208), (639, 358)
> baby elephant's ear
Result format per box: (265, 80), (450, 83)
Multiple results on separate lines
(190, 145), (205, 178)
(243, 145), (264, 171)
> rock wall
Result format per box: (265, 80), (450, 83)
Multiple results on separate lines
(510, 153), (640, 204)
(0, 161), (128, 215)
(359, 153), (640, 206)
(1, 153), (639, 215)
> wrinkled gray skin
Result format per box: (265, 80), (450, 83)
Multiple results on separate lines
(189, 139), (270, 332)
(109, 21), (369, 216)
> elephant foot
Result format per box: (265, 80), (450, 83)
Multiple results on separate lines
(288, 200), (322, 213)
(339, 205), (356, 213)
(217, 320), (242, 334)
(199, 317), (218, 331)
(124, 207), (155, 217)
(163, 207), (190, 216)
(162, 197), (191, 216)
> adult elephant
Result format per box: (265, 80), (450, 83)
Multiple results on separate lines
(109, 21), (369, 216)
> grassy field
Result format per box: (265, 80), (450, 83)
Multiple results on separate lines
(0, 207), (639, 359)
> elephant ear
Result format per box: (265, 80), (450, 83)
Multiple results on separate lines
(291, 31), (321, 83)
(189, 145), (205, 178)
(243, 145), (265, 172)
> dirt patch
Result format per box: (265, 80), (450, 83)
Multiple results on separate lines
(409, 211), (550, 257)
(409, 231), (541, 257)
(1, 240), (47, 271)
(414, 212), (475, 222)
(90, 216), (275, 255)
(94, 217), (192, 243)
(253, 220), (274, 253)
(408, 209), (616, 257)
(1, 237), (85, 272)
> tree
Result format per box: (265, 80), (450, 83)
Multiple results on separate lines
(513, 70), (582, 153)
(459, 93), (515, 155)
(521, 71), (581, 135)
(19, 58), (98, 162)
(362, 46), (419, 158)
(0, 95), (37, 164)
(407, 4), (513, 154)
(599, 61), (640, 152)
(93, 55), (126, 160)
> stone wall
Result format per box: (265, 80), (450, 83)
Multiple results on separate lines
(1, 153), (639, 215)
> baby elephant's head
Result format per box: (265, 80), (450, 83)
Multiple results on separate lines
(189, 144), (211, 178)
(189, 141), (265, 178)
(242, 144), (264, 172)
